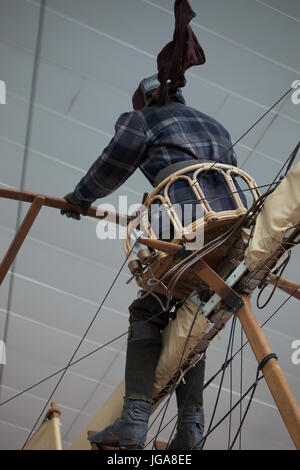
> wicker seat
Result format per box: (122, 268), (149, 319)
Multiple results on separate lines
(124, 163), (260, 298)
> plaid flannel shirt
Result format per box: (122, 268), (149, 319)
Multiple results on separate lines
(72, 93), (245, 212)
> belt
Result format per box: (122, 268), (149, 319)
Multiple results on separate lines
(154, 160), (211, 187)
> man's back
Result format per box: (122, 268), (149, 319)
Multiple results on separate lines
(137, 92), (237, 187)
(70, 91), (243, 213)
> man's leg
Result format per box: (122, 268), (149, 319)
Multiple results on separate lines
(88, 292), (171, 448)
(175, 356), (205, 409)
(168, 356), (206, 450)
(125, 293), (172, 403)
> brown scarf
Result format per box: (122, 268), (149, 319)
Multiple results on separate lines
(132, 0), (206, 110)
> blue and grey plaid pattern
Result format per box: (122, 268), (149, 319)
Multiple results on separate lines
(73, 93), (245, 211)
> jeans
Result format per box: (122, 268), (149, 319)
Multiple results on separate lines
(125, 292), (205, 408)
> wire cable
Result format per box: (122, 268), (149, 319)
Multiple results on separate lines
(150, 303), (202, 449)
(200, 315), (238, 449)
(164, 86), (294, 212)
(145, 280), (300, 448)
(21, 240), (139, 449)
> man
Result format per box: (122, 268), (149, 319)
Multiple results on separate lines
(61, 0), (244, 450)
(61, 76), (243, 450)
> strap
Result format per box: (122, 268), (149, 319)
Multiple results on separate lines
(154, 160), (211, 187)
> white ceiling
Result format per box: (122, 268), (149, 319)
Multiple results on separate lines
(0, 0), (299, 450)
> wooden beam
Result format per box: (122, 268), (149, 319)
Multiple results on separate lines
(139, 237), (182, 255)
(268, 274), (300, 301)
(0, 186), (133, 227)
(192, 258), (243, 310)
(0, 196), (45, 285)
(237, 296), (300, 449)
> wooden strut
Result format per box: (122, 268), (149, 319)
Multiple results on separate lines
(237, 296), (300, 449)
(0, 186), (133, 287)
(0, 196), (45, 285)
(139, 237), (300, 302)
(0, 187), (133, 226)
(267, 274), (300, 301)
(138, 238), (300, 449)
(192, 264), (300, 449)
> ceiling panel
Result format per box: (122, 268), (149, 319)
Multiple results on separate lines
(255, 0), (300, 20)
(3, 0), (297, 120)
(0, 225), (137, 308)
(0, 0), (40, 51)
(0, 278), (130, 354)
(0, 420), (29, 450)
(145, 0), (300, 71)
(42, 0), (300, 117)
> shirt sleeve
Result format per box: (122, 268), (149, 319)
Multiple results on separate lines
(72, 112), (147, 209)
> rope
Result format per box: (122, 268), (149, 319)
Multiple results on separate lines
(150, 303), (202, 449)
(228, 353), (278, 450)
(256, 251), (291, 309)
(21, 239), (139, 449)
(284, 141), (300, 177)
(190, 353), (278, 450)
(200, 315), (238, 449)
(239, 326), (244, 450)
(165, 86), (294, 210)
(227, 314), (236, 449)
(145, 285), (298, 449)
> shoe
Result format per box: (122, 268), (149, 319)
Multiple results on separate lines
(87, 399), (152, 450)
(168, 408), (205, 450)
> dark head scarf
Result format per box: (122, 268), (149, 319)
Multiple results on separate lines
(132, 0), (206, 110)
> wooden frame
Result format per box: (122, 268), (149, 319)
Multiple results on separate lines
(0, 187), (132, 287)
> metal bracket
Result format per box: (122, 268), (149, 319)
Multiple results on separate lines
(201, 260), (248, 317)
(223, 290), (245, 313)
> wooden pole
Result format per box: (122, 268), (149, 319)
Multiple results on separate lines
(0, 196), (45, 285)
(24, 401), (63, 451)
(268, 274), (300, 301)
(0, 186), (133, 227)
(237, 296), (300, 449)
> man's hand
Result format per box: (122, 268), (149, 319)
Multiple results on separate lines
(61, 192), (88, 221)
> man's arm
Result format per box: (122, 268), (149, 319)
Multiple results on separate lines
(63, 112), (147, 215)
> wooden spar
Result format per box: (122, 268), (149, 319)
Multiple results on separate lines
(0, 186), (134, 227)
(0, 187), (133, 287)
(24, 401), (63, 451)
(237, 296), (300, 449)
(192, 258), (243, 302)
(267, 274), (300, 301)
(44, 401), (61, 421)
(0, 196), (45, 285)
(139, 237), (182, 255)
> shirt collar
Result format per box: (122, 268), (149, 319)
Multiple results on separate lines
(168, 91), (186, 105)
